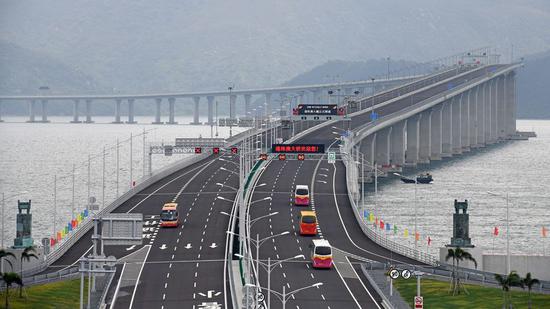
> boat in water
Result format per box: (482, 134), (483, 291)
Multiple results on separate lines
(400, 173), (433, 184)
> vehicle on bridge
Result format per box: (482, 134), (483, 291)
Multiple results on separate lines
(294, 185), (310, 206)
(160, 203), (180, 227)
(310, 239), (333, 269)
(299, 210), (317, 235)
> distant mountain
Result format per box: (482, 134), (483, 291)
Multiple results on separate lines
(517, 50), (550, 119)
(1, 0), (550, 95)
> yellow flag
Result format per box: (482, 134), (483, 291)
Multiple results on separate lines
(369, 213), (374, 222)
(404, 229), (409, 237)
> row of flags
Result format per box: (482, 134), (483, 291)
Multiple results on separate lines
(493, 226), (548, 237)
(363, 210), (432, 246)
(50, 209), (90, 246)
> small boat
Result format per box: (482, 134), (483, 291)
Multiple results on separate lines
(400, 173), (433, 184)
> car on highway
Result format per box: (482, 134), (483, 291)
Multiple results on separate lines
(160, 203), (180, 227)
(294, 185), (310, 206)
(299, 210), (317, 235)
(310, 239), (333, 269)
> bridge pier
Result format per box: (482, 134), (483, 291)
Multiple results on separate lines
(0, 100), (3, 122)
(70, 100), (82, 123)
(27, 100), (36, 122)
(497, 76), (507, 140)
(441, 101), (452, 157)
(126, 98), (137, 124)
(167, 98), (178, 124)
(191, 96), (202, 125)
(152, 98), (164, 124)
(505, 72), (517, 136)
(85, 99), (94, 123)
(113, 99), (123, 124)
(430, 105), (443, 160)
(405, 114), (420, 166)
(461, 90), (470, 152)
(40, 100), (50, 123)
(470, 86), (481, 147)
(390, 120), (406, 166)
(451, 95), (462, 154)
(375, 127), (391, 166)
(360, 134), (376, 168)
(264, 93), (272, 118)
(229, 94), (237, 120)
(244, 94), (252, 117)
(418, 110), (432, 164)
(279, 92), (287, 117)
(206, 96), (215, 125)
(478, 83), (487, 145)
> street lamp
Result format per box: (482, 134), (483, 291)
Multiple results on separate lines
(394, 172), (418, 255)
(370, 77), (376, 121)
(244, 282), (323, 309)
(237, 253), (304, 309)
(228, 86), (234, 138)
(487, 191), (511, 274)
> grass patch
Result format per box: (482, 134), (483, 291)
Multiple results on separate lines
(0, 278), (87, 309)
(394, 277), (550, 309)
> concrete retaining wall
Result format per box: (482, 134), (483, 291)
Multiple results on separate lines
(483, 254), (550, 281)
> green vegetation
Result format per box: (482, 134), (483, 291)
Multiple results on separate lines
(445, 247), (478, 295)
(0, 278), (87, 309)
(393, 277), (550, 309)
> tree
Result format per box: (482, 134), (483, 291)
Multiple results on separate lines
(495, 271), (523, 309)
(19, 246), (38, 297)
(521, 272), (540, 309)
(0, 250), (15, 271)
(1, 272), (23, 309)
(445, 247), (477, 295)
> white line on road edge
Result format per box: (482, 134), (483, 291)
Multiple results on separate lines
(128, 245), (152, 309)
(109, 261), (127, 309)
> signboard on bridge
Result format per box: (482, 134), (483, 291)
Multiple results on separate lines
(99, 213), (143, 246)
(328, 151), (336, 164)
(271, 144), (325, 154)
(291, 104), (345, 121)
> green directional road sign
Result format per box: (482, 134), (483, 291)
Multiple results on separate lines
(328, 151), (336, 164)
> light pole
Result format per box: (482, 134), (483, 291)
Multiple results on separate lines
(245, 282), (323, 309)
(370, 77), (376, 120)
(228, 86), (233, 138)
(237, 254), (304, 309)
(387, 57), (391, 80)
(487, 191), (511, 274)
(394, 172), (418, 254)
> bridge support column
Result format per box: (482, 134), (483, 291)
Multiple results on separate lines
(441, 101), (452, 157)
(84, 99), (94, 123)
(152, 98), (164, 124)
(244, 94), (252, 117)
(390, 120), (406, 166)
(229, 94), (237, 120)
(40, 100), (50, 123)
(0, 100), (3, 122)
(418, 110), (432, 164)
(497, 76), (507, 140)
(486, 80), (495, 144)
(451, 95), (462, 154)
(375, 127), (391, 167)
(27, 100), (37, 122)
(70, 100), (82, 123)
(405, 114), (420, 166)
(476, 84), (486, 146)
(279, 92), (288, 117)
(461, 90), (470, 152)
(264, 93), (272, 118)
(505, 72), (517, 136)
(207, 96), (215, 125)
(430, 105), (443, 160)
(126, 98), (137, 124)
(298, 91), (305, 105)
(470, 86), (480, 147)
(191, 96), (201, 125)
(113, 99), (123, 123)
(167, 97), (177, 124)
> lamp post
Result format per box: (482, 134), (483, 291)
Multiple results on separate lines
(487, 191), (511, 274)
(370, 77), (376, 119)
(387, 57), (391, 80)
(245, 282), (323, 309)
(394, 172), (418, 254)
(228, 86), (233, 138)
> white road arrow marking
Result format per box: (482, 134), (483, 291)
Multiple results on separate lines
(159, 244), (167, 250)
(185, 243), (192, 249)
(316, 180), (327, 184)
(209, 243), (217, 249)
(144, 221), (151, 226)
(198, 290), (221, 298)
(318, 174), (328, 177)
(126, 245), (136, 251)
(151, 221), (157, 225)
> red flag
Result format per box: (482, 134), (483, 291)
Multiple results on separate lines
(427, 236), (432, 246)
(493, 226), (499, 236)
(380, 220), (384, 230)
(543, 226), (548, 238)
(415, 232), (420, 241)
(50, 237), (56, 246)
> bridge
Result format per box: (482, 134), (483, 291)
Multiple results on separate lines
(6, 48), (532, 309)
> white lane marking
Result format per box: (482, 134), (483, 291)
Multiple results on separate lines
(128, 245), (152, 309)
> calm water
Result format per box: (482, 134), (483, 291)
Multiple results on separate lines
(1, 118), (548, 257)
(362, 120), (550, 256)
(0, 116), (245, 247)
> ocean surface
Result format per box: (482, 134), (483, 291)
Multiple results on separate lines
(361, 120), (550, 256)
(0, 118), (548, 257)
(0, 116), (245, 247)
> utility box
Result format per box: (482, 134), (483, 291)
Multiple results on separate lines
(13, 200), (34, 248)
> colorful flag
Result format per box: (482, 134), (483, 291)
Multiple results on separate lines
(380, 220), (384, 230)
(393, 225), (398, 235)
(369, 213), (374, 222)
(68, 223), (73, 232)
(493, 226), (499, 236)
(364, 210), (369, 219)
(375, 217), (379, 226)
(57, 232), (62, 241)
(404, 229), (409, 237)
(543, 226), (548, 238)
(50, 237), (56, 246)
(415, 232), (420, 241)
(386, 223), (391, 231)
(84, 209), (89, 217)
(427, 236), (432, 246)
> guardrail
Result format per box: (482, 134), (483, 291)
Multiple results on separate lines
(341, 149), (439, 266)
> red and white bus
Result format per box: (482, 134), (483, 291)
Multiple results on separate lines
(310, 239), (333, 269)
(160, 203), (179, 227)
(294, 185), (310, 206)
